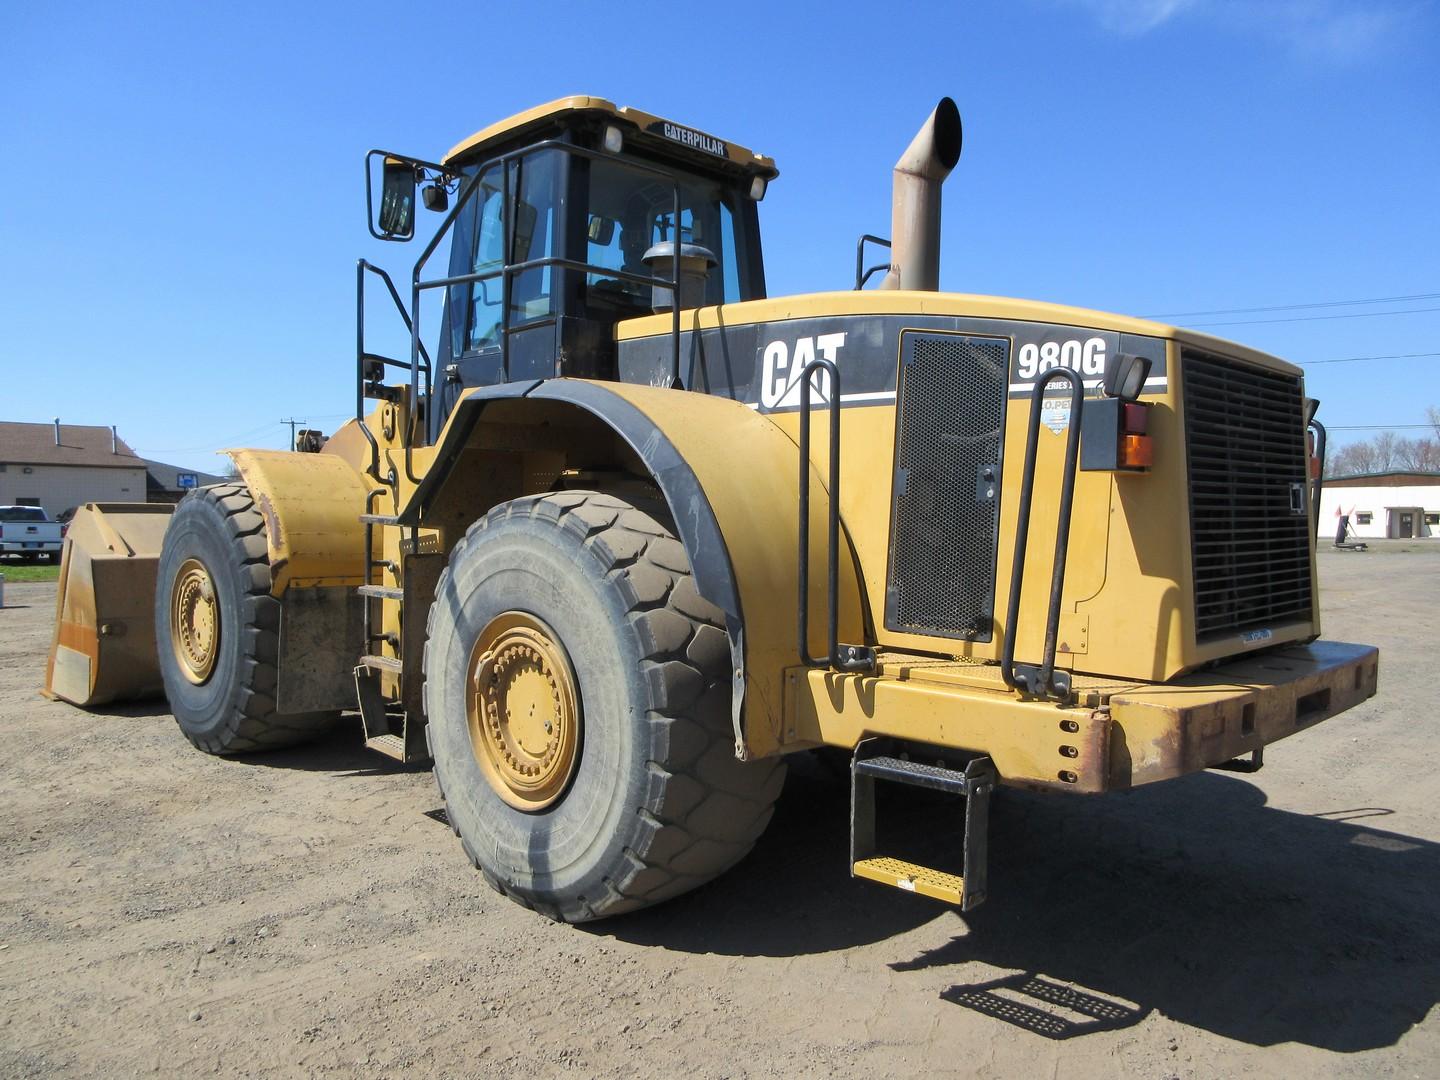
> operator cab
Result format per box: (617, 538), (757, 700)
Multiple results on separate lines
(368, 97), (777, 437)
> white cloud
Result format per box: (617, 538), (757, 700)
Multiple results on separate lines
(1072, 0), (1203, 34)
(1057, 0), (1419, 61)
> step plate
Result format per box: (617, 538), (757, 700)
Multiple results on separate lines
(853, 856), (965, 905)
(366, 733), (407, 760)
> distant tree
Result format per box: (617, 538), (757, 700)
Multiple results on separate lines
(219, 460), (239, 480)
(1326, 409), (1440, 477)
(1328, 441), (1380, 477)
(1400, 437), (1440, 471)
(1371, 431), (1401, 471)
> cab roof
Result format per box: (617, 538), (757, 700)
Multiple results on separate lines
(443, 95), (778, 179)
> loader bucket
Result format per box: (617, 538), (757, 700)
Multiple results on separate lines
(43, 502), (175, 707)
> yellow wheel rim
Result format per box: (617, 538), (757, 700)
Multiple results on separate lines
(466, 612), (581, 812)
(170, 558), (220, 685)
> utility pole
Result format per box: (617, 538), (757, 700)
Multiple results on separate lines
(280, 418), (307, 450)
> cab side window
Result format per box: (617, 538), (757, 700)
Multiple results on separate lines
(465, 152), (558, 353)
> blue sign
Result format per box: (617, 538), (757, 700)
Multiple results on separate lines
(177, 473), (199, 489)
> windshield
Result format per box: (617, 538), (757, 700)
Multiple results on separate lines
(581, 156), (740, 319)
(0, 507), (48, 522)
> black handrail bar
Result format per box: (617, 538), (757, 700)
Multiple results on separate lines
(795, 360), (871, 674)
(1000, 369), (1085, 701)
(420, 258), (681, 294)
(854, 233), (891, 290)
(798, 359), (842, 668)
(356, 259), (436, 483)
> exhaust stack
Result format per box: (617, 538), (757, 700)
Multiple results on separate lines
(879, 97), (963, 292)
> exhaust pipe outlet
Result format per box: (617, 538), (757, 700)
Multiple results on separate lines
(879, 97), (962, 292)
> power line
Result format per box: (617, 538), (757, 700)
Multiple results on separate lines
(136, 420), (283, 455)
(1298, 352), (1440, 365)
(1185, 306), (1440, 329)
(1326, 424), (1437, 431)
(1144, 291), (1440, 319)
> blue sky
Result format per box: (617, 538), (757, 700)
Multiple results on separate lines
(3, 0), (1436, 471)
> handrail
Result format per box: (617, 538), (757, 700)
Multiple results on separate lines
(357, 259), (437, 485)
(854, 234), (892, 290)
(1000, 369), (1085, 702)
(797, 359), (872, 673)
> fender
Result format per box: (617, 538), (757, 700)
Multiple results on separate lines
(399, 378), (868, 759)
(224, 448), (371, 594)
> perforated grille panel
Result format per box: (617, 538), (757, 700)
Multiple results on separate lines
(1182, 348), (1314, 640)
(885, 333), (1008, 639)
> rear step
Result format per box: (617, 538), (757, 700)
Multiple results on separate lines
(357, 584), (403, 600)
(357, 654), (402, 674)
(850, 746), (995, 911)
(354, 660), (429, 763)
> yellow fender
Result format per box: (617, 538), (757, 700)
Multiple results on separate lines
(224, 447), (372, 594)
(399, 378), (867, 760)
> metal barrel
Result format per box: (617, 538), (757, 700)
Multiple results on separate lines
(43, 502), (175, 707)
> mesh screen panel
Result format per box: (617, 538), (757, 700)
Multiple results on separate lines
(885, 334), (1008, 639)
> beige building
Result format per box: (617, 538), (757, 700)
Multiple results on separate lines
(0, 421), (149, 518)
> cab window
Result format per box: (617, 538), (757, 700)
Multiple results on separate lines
(464, 150), (559, 353)
(581, 156), (742, 319)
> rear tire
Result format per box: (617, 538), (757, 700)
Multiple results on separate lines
(155, 483), (336, 754)
(424, 490), (785, 922)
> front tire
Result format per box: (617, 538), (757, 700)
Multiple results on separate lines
(424, 490), (784, 922)
(155, 483), (336, 754)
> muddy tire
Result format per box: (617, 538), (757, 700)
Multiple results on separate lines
(424, 490), (785, 922)
(155, 483), (336, 755)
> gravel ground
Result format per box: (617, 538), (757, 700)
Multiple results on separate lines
(1, 546), (1436, 1078)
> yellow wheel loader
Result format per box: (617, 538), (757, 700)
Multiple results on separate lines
(47, 97), (1378, 921)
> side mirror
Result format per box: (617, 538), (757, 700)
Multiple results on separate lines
(367, 149), (460, 242)
(378, 157), (417, 239)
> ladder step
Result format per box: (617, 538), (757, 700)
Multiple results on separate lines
(359, 514), (400, 525)
(854, 755), (972, 795)
(365, 733), (409, 761)
(853, 857), (965, 905)
(358, 654), (403, 674)
(357, 584), (403, 600)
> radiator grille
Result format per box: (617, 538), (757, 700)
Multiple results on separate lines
(885, 333), (1008, 639)
(1182, 348), (1313, 640)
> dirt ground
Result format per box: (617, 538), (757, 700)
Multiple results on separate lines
(2, 546), (1437, 1078)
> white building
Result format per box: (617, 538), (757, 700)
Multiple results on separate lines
(0, 420), (148, 518)
(1317, 471), (1440, 541)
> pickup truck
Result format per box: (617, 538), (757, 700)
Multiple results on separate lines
(0, 506), (64, 562)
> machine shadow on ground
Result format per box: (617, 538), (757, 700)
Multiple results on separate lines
(608, 763), (1439, 1053)
(232, 716), (429, 777)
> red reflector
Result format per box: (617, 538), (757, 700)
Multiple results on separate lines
(1122, 403), (1149, 435)
(1120, 434), (1153, 468)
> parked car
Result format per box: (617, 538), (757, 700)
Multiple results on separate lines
(0, 506), (64, 562)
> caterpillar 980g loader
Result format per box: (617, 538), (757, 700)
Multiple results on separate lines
(46, 97), (1378, 921)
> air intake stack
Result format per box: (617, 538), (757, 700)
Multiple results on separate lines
(879, 98), (963, 292)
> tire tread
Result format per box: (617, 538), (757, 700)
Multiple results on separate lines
(425, 490), (783, 921)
